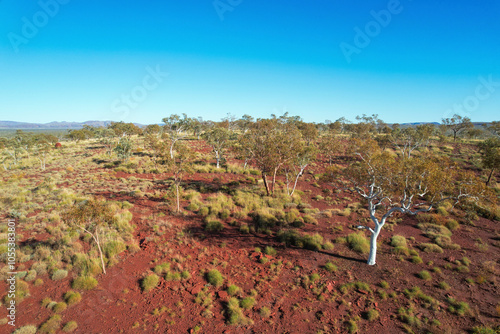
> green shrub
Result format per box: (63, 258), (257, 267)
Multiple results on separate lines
(51, 269), (68, 281)
(53, 302), (67, 313)
(64, 291), (82, 306)
(181, 270), (191, 280)
(446, 219), (459, 230)
(227, 297), (253, 325)
(72, 253), (102, 276)
(141, 274), (160, 292)
(303, 214), (318, 225)
(103, 240), (126, 259)
(62, 321), (78, 332)
(25, 270), (37, 282)
(411, 256), (423, 264)
(72, 276), (98, 290)
(447, 298), (470, 316)
(379, 281), (390, 289)
(227, 284), (240, 296)
(393, 246), (409, 256)
(39, 315), (62, 334)
(418, 270), (432, 280)
(346, 318), (358, 333)
(240, 297), (256, 310)
(12, 325), (37, 334)
(364, 308), (379, 321)
(346, 233), (370, 254)
(239, 224), (250, 233)
(324, 262), (337, 272)
(472, 326), (499, 334)
(260, 306), (271, 318)
(391, 235), (407, 248)
(263, 246), (277, 256)
(419, 243), (443, 253)
(206, 269), (224, 287)
(154, 262), (171, 275)
(205, 219), (224, 232)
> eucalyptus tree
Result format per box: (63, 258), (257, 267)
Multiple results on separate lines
(442, 114), (473, 141)
(327, 138), (490, 265)
(202, 127), (234, 169)
(162, 113), (191, 159)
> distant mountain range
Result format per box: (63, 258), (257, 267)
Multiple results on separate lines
(0, 120), (118, 129)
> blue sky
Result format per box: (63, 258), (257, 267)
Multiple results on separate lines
(0, 0), (499, 124)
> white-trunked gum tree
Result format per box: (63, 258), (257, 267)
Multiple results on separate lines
(325, 138), (490, 266)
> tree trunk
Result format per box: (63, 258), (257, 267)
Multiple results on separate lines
(215, 150), (220, 168)
(84, 227), (107, 275)
(367, 224), (381, 266)
(262, 173), (270, 196)
(271, 167), (279, 195)
(486, 169), (494, 186)
(176, 183), (180, 212)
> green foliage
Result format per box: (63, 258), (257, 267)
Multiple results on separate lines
(12, 325), (38, 334)
(419, 243), (443, 253)
(227, 284), (241, 296)
(472, 326), (500, 334)
(154, 262), (171, 275)
(206, 269), (224, 287)
(240, 297), (256, 310)
(62, 321), (78, 332)
(64, 291), (82, 306)
(447, 297), (470, 316)
(141, 274), (160, 292)
(226, 297), (253, 325)
(391, 235), (407, 248)
(346, 233), (370, 254)
(51, 269), (68, 281)
(418, 270), (432, 280)
(103, 240), (126, 259)
(72, 253), (102, 276)
(205, 219), (224, 232)
(259, 306), (271, 318)
(263, 246), (277, 256)
(364, 308), (380, 321)
(53, 302), (68, 313)
(39, 315), (62, 334)
(72, 276), (98, 290)
(324, 262), (337, 272)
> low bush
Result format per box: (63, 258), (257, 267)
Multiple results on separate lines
(64, 291), (82, 306)
(346, 233), (370, 254)
(206, 269), (224, 287)
(324, 262), (337, 272)
(205, 220), (224, 232)
(12, 325), (37, 334)
(227, 297), (253, 325)
(240, 297), (256, 310)
(51, 269), (68, 281)
(39, 315), (62, 334)
(72, 276), (98, 290)
(62, 321), (78, 332)
(141, 274), (160, 292)
(418, 270), (432, 280)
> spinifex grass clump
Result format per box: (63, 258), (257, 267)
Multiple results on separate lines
(206, 269), (224, 287)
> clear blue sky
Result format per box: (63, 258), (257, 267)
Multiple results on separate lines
(0, 0), (499, 124)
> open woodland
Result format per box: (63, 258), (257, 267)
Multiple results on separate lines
(0, 114), (499, 334)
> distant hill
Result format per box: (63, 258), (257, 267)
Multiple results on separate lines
(0, 120), (116, 129)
